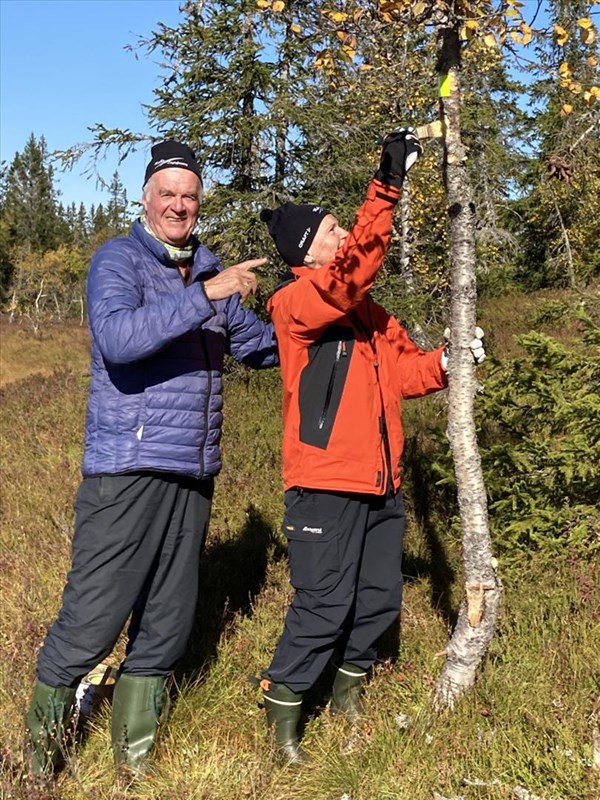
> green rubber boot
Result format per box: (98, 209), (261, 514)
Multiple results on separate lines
(331, 662), (367, 723)
(111, 674), (171, 776)
(263, 681), (309, 764)
(25, 680), (78, 776)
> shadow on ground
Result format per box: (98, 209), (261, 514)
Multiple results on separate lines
(176, 504), (286, 684)
(401, 433), (458, 631)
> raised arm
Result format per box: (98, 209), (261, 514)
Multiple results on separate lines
(270, 128), (423, 341)
(271, 181), (400, 340)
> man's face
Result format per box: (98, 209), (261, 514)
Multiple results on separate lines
(142, 168), (201, 246)
(305, 214), (348, 269)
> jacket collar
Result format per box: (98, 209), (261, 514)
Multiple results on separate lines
(130, 219), (220, 278)
(291, 265), (310, 278)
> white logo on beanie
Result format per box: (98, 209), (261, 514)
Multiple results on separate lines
(154, 157), (188, 168)
(298, 227), (312, 248)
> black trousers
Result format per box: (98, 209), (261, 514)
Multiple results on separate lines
(267, 487), (405, 693)
(37, 473), (213, 687)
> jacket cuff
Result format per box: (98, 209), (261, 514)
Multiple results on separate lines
(367, 179), (402, 205)
(434, 346), (449, 387)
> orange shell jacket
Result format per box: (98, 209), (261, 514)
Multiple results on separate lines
(266, 179), (448, 496)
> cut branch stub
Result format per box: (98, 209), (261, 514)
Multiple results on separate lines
(415, 119), (445, 140)
(466, 582), (496, 626)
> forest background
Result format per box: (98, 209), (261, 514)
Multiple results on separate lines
(0, 1), (599, 799)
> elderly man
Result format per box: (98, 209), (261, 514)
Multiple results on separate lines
(26, 141), (278, 777)
(258, 129), (484, 762)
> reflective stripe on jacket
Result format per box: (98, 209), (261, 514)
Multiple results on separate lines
(82, 219), (278, 479)
(266, 180), (447, 495)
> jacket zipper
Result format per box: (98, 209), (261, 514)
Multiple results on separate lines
(198, 335), (211, 477)
(318, 340), (346, 429)
(375, 363), (393, 487)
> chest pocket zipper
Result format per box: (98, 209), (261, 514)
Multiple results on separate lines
(318, 340), (347, 429)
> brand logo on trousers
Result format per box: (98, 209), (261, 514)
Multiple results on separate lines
(302, 526), (323, 534)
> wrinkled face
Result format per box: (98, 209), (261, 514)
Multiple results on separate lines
(305, 214), (348, 269)
(142, 168), (202, 246)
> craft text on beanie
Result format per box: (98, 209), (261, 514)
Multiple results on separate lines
(144, 141), (203, 186)
(260, 202), (330, 266)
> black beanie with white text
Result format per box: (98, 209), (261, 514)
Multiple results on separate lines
(144, 140), (203, 186)
(260, 202), (330, 266)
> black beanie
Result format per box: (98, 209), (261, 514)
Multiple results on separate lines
(144, 140), (203, 186)
(260, 202), (330, 266)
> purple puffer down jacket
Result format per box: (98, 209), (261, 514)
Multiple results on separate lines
(82, 219), (278, 479)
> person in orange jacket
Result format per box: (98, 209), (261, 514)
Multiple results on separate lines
(257, 128), (484, 762)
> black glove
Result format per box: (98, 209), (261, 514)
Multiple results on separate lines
(374, 128), (422, 189)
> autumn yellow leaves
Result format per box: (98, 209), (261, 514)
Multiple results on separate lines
(253, 1), (599, 115)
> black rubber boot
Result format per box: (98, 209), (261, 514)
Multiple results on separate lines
(111, 674), (171, 777)
(25, 680), (78, 776)
(330, 662), (367, 723)
(263, 681), (310, 764)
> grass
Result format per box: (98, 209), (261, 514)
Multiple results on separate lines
(1, 290), (599, 800)
(0, 318), (90, 387)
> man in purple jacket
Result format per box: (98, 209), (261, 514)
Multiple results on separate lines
(25, 141), (278, 778)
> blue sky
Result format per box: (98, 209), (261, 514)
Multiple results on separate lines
(1, 0), (182, 209)
(0, 0), (573, 213)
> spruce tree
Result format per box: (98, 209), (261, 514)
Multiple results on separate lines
(0, 164), (12, 300)
(105, 171), (130, 237)
(512, 0), (600, 288)
(2, 134), (63, 254)
(134, 0), (342, 275)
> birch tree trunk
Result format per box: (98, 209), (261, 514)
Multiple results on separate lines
(433, 25), (503, 710)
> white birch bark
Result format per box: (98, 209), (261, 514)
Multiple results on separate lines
(433, 26), (502, 710)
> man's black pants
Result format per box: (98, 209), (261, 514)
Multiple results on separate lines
(37, 473), (213, 687)
(267, 486), (405, 693)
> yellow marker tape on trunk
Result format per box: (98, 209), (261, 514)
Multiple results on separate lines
(439, 74), (451, 97)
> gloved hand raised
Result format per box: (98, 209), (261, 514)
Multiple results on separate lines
(441, 327), (486, 372)
(374, 128), (423, 189)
